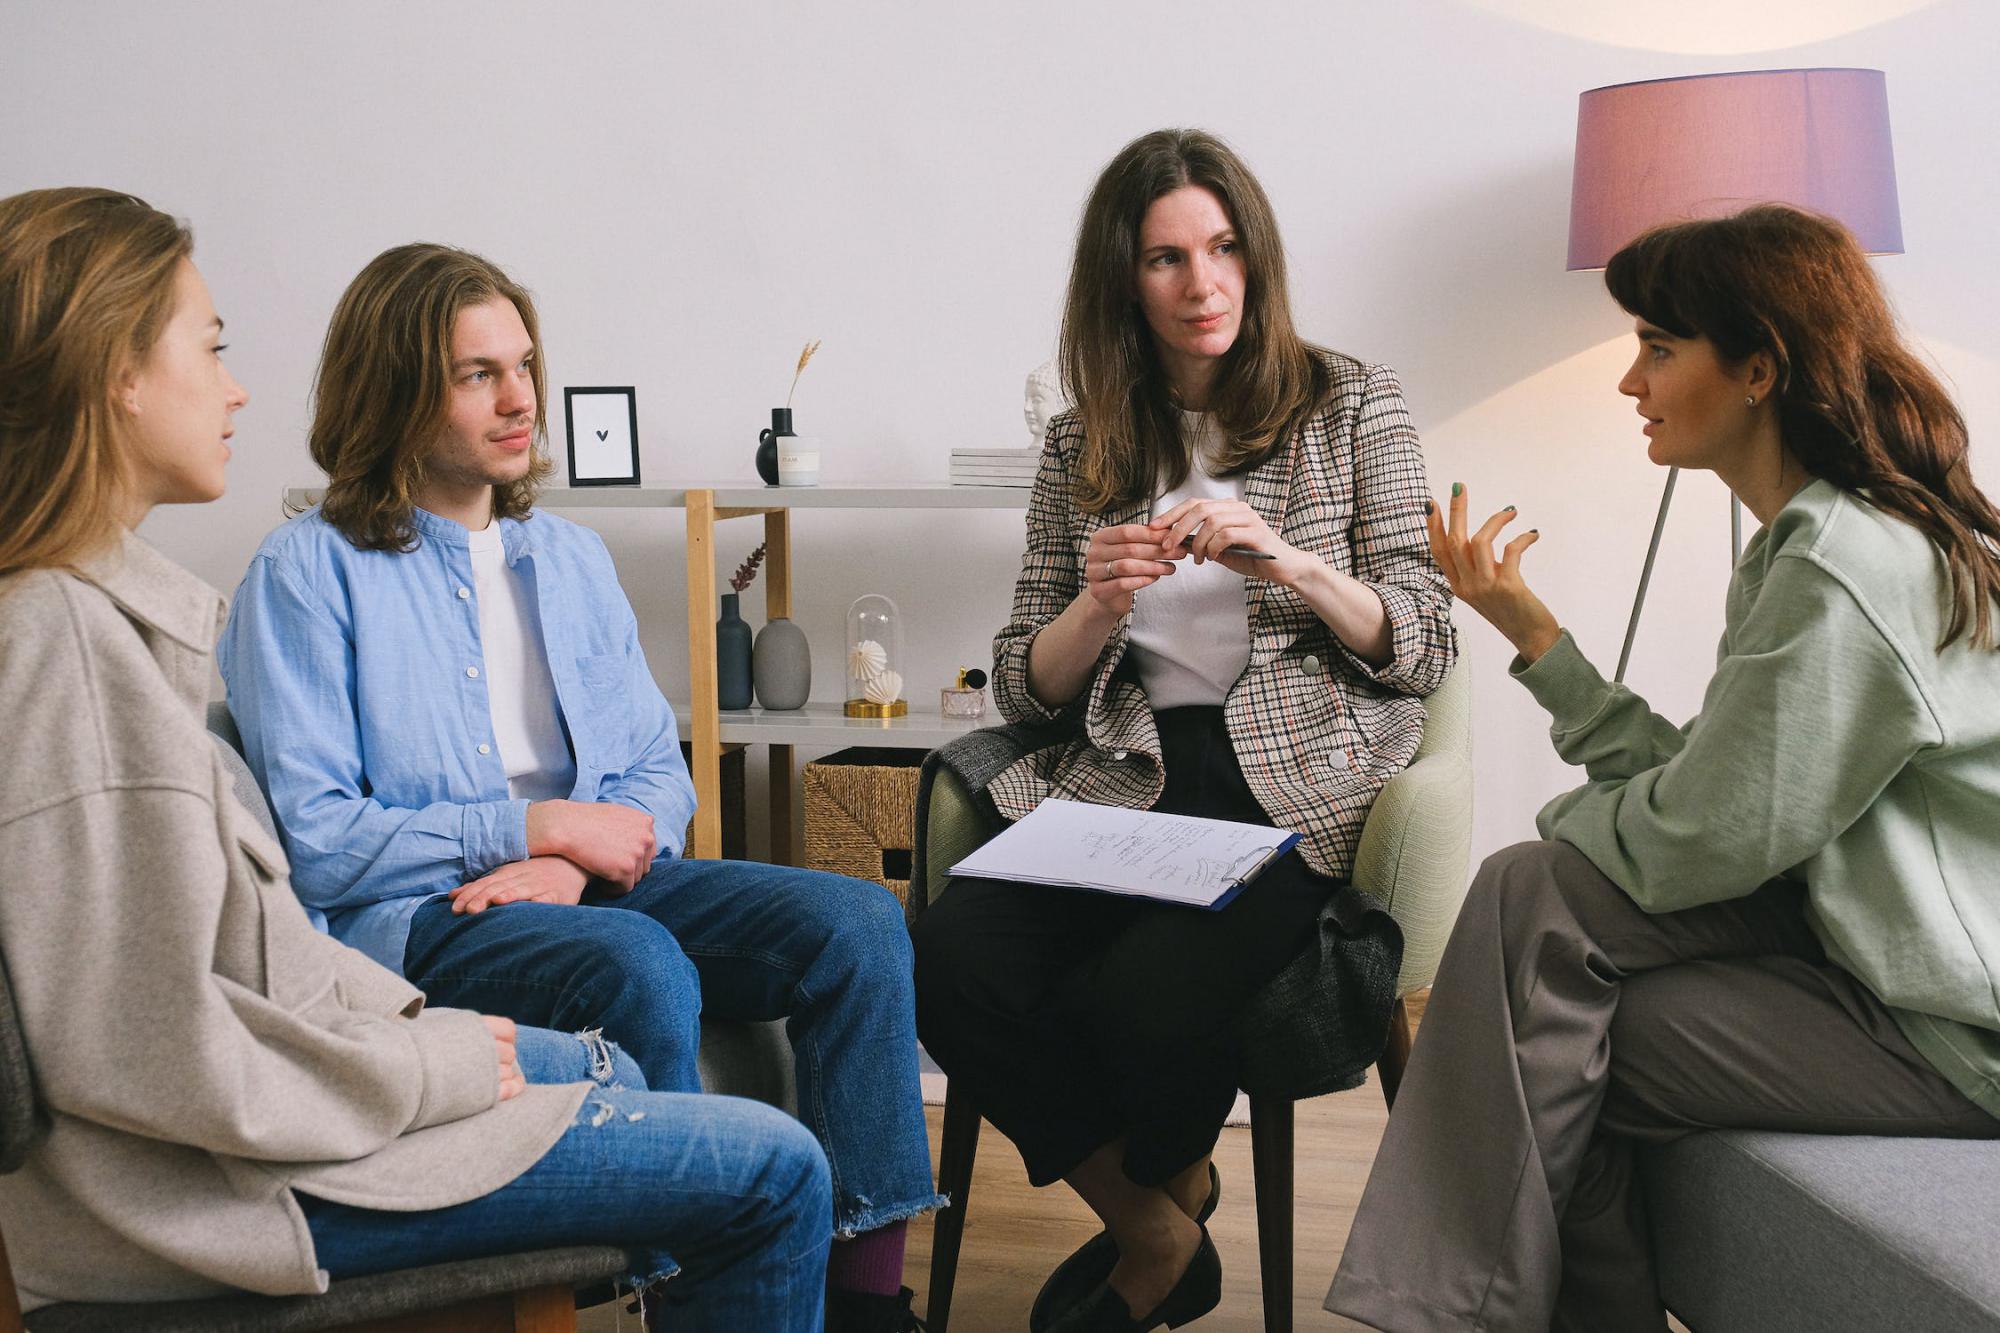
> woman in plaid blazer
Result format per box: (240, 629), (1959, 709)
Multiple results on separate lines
(912, 129), (1456, 1332)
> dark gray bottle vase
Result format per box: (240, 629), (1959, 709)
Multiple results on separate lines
(755, 408), (792, 487)
(753, 616), (811, 711)
(716, 593), (754, 710)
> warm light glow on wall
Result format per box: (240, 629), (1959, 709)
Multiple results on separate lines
(1458, 0), (1943, 53)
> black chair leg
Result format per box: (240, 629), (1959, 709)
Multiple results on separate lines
(1250, 1094), (1295, 1333)
(926, 1083), (981, 1332)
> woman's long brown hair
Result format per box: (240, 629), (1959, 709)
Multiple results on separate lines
(1059, 129), (1328, 515)
(310, 243), (549, 551)
(1607, 205), (2000, 650)
(0, 187), (191, 576)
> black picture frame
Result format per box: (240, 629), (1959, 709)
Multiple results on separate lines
(563, 386), (642, 487)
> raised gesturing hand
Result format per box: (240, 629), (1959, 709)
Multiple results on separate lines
(1427, 483), (1561, 663)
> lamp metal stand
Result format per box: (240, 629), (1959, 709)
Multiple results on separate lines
(1615, 467), (1678, 684)
(1615, 470), (1748, 684)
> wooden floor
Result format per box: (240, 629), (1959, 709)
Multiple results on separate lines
(580, 1086), (1390, 1331)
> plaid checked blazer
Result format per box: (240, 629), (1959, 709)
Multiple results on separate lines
(988, 349), (1458, 881)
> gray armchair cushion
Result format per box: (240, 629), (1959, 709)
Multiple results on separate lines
(25, 1247), (635, 1332)
(1644, 1131), (2000, 1332)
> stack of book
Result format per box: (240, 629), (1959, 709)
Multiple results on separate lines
(949, 446), (1039, 488)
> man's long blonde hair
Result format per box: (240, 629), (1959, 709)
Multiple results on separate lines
(310, 243), (550, 551)
(0, 187), (192, 576)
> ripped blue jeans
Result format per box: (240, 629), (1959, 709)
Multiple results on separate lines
(300, 1027), (829, 1332)
(403, 857), (944, 1236)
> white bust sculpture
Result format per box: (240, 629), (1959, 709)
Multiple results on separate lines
(1024, 359), (1069, 447)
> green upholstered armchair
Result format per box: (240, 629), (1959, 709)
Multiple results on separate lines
(912, 658), (1474, 1333)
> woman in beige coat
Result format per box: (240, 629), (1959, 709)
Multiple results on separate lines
(0, 187), (830, 1329)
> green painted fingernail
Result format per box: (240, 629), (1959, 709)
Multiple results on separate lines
(1451, 482), (1463, 497)
(1422, 500), (1434, 515)
(1505, 504), (1517, 513)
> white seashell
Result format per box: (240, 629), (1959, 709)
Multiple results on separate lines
(848, 640), (888, 677)
(863, 669), (903, 705)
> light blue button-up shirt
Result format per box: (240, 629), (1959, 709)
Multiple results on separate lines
(218, 505), (696, 972)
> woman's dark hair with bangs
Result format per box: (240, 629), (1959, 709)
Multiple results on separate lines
(1606, 204), (2000, 650)
(1060, 128), (1330, 515)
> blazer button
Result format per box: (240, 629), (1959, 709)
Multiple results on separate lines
(1112, 749), (1129, 762)
(1301, 655), (1324, 676)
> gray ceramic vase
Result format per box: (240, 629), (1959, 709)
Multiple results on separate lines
(753, 616), (811, 710)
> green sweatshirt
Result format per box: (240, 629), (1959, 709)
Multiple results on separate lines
(1513, 478), (2000, 1119)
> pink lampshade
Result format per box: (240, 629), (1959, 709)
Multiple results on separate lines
(1567, 68), (1901, 271)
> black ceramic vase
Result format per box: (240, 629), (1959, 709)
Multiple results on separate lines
(755, 408), (793, 487)
(716, 593), (754, 709)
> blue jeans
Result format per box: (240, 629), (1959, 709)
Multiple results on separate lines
(302, 1027), (829, 1331)
(403, 857), (941, 1235)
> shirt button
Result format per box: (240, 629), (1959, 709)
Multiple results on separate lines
(457, 586), (470, 599)
(1301, 655), (1324, 675)
(466, 666), (480, 678)
(477, 743), (491, 755)
(1112, 749), (1129, 762)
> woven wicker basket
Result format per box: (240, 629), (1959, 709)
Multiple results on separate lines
(802, 746), (924, 917)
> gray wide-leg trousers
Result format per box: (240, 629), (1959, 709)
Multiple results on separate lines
(1326, 840), (1999, 1333)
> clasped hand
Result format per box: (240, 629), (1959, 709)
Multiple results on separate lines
(1082, 497), (1301, 619)
(1425, 484), (1561, 663)
(525, 798), (655, 888)
(450, 798), (657, 915)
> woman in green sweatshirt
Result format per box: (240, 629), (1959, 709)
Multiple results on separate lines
(1326, 204), (2000, 1333)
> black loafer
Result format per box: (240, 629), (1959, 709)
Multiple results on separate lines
(1042, 1227), (1221, 1333)
(1029, 1164), (1220, 1332)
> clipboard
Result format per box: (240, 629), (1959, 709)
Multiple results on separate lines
(948, 798), (1303, 910)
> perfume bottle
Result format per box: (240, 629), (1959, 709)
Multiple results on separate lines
(940, 667), (987, 719)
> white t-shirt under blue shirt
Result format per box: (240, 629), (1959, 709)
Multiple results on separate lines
(466, 523), (575, 802)
(1127, 411), (1253, 708)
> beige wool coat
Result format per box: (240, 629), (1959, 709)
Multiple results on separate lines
(0, 534), (586, 1312)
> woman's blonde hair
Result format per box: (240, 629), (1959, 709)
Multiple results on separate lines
(309, 243), (549, 551)
(0, 187), (192, 576)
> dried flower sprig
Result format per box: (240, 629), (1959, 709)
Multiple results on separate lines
(785, 339), (822, 409)
(729, 541), (767, 594)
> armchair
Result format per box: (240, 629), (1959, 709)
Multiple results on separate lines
(912, 659), (1473, 1332)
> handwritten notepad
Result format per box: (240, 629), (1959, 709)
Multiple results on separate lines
(948, 798), (1302, 910)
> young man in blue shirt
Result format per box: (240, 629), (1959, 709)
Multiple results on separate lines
(220, 243), (936, 1333)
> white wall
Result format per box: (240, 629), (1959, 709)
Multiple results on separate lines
(6, 0), (1994, 866)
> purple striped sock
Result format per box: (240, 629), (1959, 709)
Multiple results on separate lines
(827, 1220), (907, 1296)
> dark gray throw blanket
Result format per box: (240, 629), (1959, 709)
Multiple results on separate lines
(912, 722), (1403, 1101)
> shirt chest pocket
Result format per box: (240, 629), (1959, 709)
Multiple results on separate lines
(565, 651), (631, 766)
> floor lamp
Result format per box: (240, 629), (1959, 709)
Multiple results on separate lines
(1566, 67), (1903, 681)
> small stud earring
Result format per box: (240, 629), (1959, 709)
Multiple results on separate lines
(1745, 395), (1757, 408)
